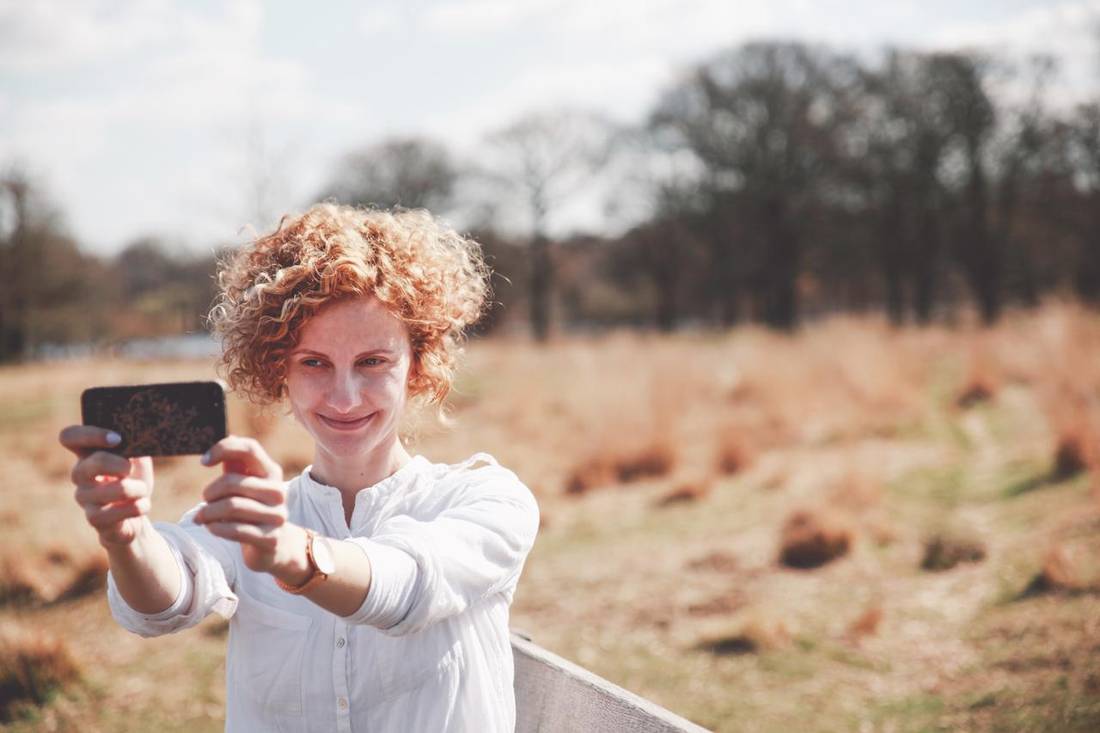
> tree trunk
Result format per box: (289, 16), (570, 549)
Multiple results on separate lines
(761, 197), (798, 330)
(961, 148), (1002, 324)
(879, 195), (906, 327)
(529, 234), (552, 342)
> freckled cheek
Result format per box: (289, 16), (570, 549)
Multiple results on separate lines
(286, 375), (328, 413)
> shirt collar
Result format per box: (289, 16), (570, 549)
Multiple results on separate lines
(299, 454), (430, 504)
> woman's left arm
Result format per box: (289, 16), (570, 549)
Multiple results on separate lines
(194, 438), (539, 626)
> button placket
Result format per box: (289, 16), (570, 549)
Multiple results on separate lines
(332, 619), (352, 733)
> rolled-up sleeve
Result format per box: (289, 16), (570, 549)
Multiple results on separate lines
(341, 463), (539, 635)
(107, 506), (240, 638)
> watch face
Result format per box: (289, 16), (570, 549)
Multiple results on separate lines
(312, 535), (336, 575)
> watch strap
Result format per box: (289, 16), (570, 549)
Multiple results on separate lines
(276, 529), (328, 595)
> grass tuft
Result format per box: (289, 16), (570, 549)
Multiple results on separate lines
(778, 508), (853, 569)
(0, 624), (81, 721)
(921, 532), (987, 572)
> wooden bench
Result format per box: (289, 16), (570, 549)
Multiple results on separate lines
(511, 632), (711, 732)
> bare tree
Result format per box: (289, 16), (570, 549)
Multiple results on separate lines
(319, 137), (458, 213)
(652, 42), (861, 329)
(605, 125), (708, 331)
(480, 108), (615, 341)
(0, 167), (93, 360)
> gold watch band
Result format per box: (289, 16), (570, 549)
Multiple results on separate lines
(276, 529), (328, 595)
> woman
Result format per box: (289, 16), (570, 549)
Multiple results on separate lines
(59, 204), (540, 732)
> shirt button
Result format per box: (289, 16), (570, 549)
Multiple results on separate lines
(336, 637), (346, 649)
(338, 697), (348, 710)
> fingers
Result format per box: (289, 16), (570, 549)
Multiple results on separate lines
(202, 473), (286, 506)
(59, 425), (122, 458)
(84, 496), (151, 529)
(202, 436), (282, 481)
(71, 450), (133, 484)
(131, 456), (154, 486)
(74, 476), (150, 508)
(203, 521), (281, 550)
(195, 495), (287, 527)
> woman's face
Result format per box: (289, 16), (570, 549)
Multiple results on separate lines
(284, 296), (414, 468)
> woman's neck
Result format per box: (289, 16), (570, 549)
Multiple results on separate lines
(309, 440), (413, 498)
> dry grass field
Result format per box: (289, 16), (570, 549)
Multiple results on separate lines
(2, 302), (1100, 732)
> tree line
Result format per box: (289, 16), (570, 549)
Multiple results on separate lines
(2, 40), (1099, 360)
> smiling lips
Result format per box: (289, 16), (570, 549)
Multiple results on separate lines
(317, 412), (375, 431)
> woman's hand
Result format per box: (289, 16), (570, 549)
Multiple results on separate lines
(193, 436), (304, 577)
(59, 425), (154, 548)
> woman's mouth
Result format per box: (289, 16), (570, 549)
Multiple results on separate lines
(317, 412), (375, 431)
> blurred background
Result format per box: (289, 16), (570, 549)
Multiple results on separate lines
(2, 1), (1100, 731)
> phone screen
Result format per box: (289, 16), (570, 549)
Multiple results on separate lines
(81, 381), (228, 457)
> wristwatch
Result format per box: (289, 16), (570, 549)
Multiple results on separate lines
(276, 529), (336, 595)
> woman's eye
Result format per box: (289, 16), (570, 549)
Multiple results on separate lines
(301, 358), (325, 368)
(359, 357), (384, 367)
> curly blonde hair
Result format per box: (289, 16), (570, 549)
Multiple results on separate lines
(208, 203), (489, 409)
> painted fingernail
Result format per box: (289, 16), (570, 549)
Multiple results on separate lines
(106, 432), (122, 446)
(200, 451), (211, 465)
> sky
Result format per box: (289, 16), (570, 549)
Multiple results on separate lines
(1, 0), (1098, 255)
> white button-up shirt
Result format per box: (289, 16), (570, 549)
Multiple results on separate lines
(106, 453), (540, 732)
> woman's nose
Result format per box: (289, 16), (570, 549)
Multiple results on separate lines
(326, 370), (364, 413)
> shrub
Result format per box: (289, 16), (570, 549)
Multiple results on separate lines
(920, 532), (986, 572)
(614, 440), (676, 483)
(1052, 430), (1089, 481)
(655, 479), (712, 507)
(715, 429), (754, 475)
(54, 553), (108, 603)
(564, 438), (677, 495)
(0, 558), (41, 607)
(778, 509), (853, 569)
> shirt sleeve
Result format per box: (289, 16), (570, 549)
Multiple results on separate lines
(106, 505), (240, 638)
(341, 456), (539, 636)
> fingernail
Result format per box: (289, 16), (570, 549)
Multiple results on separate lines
(106, 432), (122, 446)
(200, 451), (211, 465)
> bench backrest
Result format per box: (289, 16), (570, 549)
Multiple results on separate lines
(511, 633), (711, 733)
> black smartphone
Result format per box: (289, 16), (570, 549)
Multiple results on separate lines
(80, 381), (228, 457)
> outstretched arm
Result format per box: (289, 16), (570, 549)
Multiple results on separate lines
(60, 425), (182, 615)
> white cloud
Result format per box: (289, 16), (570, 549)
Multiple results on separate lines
(3, 0), (1099, 252)
(359, 4), (404, 36)
(929, 0), (1100, 108)
(0, 0), (368, 250)
(424, 0), (559, 35)
(0, 0), (185, 72)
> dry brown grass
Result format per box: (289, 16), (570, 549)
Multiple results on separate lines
(0, 558), (40, 607)
(1029, 302), (1100, 480)
(698, 613), (794, 655)
(955, 339), (1000, 409)
(1022, 542), (1099, 596)
(6, 305), (1100, 731)
(53, 552), (109, 604)
(684, 551), (740, 573)
(0, 622), (81, 721)
(845, 604), (883, 641)
(0, 548), (108, 607)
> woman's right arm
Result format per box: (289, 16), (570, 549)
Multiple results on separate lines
(59, 425), (182, 615)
